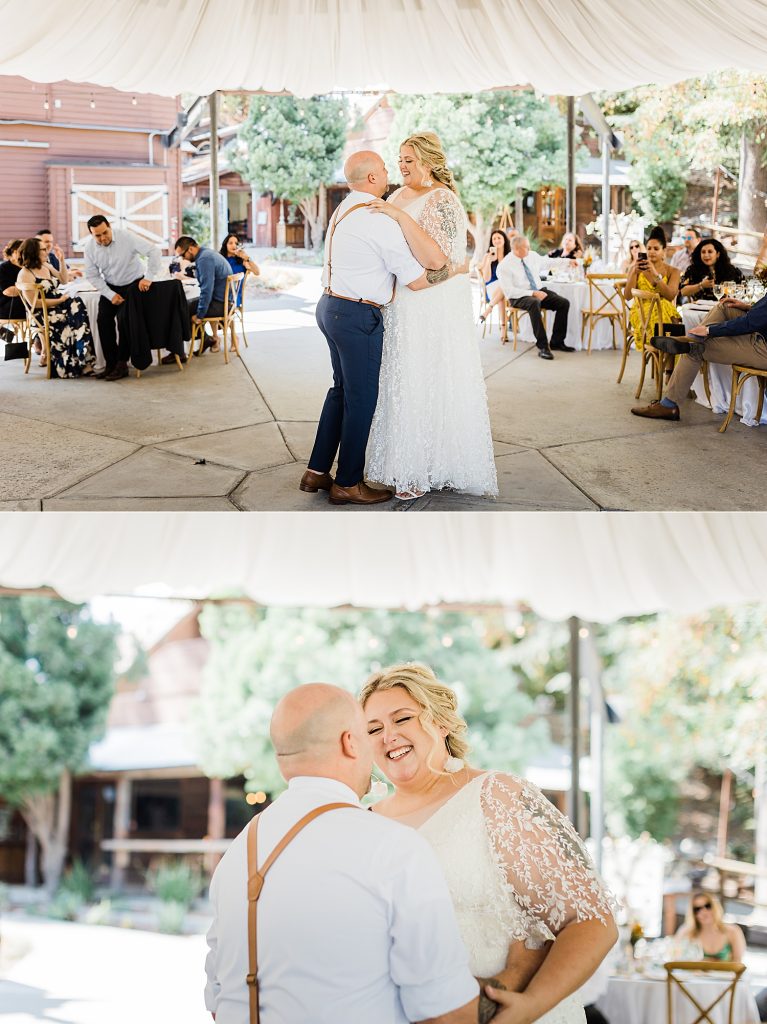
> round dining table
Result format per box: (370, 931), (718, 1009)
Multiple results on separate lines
(513, 277), (621, 351)
(595, 970), (760, 1024)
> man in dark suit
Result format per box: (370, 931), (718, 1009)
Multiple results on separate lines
(631, 294), (767, 420)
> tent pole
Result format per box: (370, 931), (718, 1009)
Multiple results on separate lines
(566, 97), (576, 234)
(209, 91), (220, 247)
(568, 615), (581, 834)
(601, 136), (610, 264)
(588, 635), (605, 872)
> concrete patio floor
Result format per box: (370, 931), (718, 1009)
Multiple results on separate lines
(3, 266), (767, 512)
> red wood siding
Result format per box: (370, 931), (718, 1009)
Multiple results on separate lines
(0, 76), (181, 254)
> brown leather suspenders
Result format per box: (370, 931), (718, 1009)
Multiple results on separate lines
(324, 202), (396, 308)
(246, 802), (358, 1024)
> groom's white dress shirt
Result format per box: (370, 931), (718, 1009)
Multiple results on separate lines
(204, 775), (478, 1024)
(497, 250), (552, 300)
(321, 190), (424, 305)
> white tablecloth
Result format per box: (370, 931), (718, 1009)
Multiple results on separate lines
(514, 279), (620, 351)
(596, 973), (760, 1024)
(680, 303), (767, 428)
(61, 279), (199, 371)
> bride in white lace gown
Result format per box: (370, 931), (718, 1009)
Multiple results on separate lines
(361, 664), (617, 1024)
(365, 133), (497, 499)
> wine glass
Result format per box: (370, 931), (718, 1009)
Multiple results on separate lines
(713, 282), (724, 301)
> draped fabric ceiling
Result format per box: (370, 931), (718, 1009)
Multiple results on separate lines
(0, 512), (765, 621)
(1, 0), (767, 97)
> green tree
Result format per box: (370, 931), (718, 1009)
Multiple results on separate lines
(191, 605), (551, 795)
(384, 90), (572, 251)
(0, 597), (118, 892)
(233, 95), (349, 249)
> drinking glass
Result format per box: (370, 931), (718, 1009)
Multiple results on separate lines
(713, 282), (724, 301)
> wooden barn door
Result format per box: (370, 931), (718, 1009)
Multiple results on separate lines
(72, 185), (169, 251)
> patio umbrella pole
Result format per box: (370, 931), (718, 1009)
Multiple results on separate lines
(602, 136), (611, 264)
(568, 615), (582, 834)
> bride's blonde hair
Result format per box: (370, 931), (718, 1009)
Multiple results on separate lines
(401, 132), (457, 194)
(359, 662), (471, 773)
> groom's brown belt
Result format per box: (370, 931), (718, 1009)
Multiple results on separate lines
(246, 801), (359, 1024)
(322, 286), (385, 309)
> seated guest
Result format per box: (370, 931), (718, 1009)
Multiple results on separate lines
(548, 231), (583, 259)
(673, 893), (745, 961)
(0, 239), (26, 324)
(84, 214), (162, 380)
(621, 239), (645, 273)
(632, 291), (767, 421)
(36, 229), (82, 279)
(174, 235), (232, 353)
(624, 226), (681, 349)
(670, 226), (701, 274)
(219, 233), (259, 308)
(17, 236), (96, 377)
(680, 238), (743, 302)
(478, 228), (513, 342)
(496, 234), (572, 359)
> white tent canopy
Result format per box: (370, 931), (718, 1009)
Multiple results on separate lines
(2, 0), (767, 97)
(1, 512), (765, 621)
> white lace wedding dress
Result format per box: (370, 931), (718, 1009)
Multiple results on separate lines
(366, 187), (498, 497)
(419, 772), (615, 1024)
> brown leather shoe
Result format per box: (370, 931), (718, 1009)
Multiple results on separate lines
(329, 481), (394, 506)
(631, 400), (680, 421)
(300, 469), (334, 493)
(104, 362), (129, 381)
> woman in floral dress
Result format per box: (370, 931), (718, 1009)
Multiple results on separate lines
(17, 237), (96, 377)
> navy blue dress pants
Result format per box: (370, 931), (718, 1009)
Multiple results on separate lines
(309, 293), (384, 488)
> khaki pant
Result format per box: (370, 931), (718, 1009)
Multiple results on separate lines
(666, 303), (767, 406)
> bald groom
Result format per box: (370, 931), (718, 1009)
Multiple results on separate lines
(204, 683), (480, 1024)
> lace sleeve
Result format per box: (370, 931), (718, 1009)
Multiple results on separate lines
(418, 188), (463, 263)
(481, 773), (616, 948)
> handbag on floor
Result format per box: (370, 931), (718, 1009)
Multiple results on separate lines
(4, 340), (29, 360)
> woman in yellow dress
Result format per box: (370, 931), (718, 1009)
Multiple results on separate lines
(624, 227), (681, 347)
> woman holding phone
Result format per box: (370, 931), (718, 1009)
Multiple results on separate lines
(624, 226), (681, 347)
(478, 228), (513, 342)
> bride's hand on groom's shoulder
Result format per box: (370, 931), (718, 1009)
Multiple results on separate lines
(368, 199), (401, 222)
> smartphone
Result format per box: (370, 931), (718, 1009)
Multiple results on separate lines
(489, 246), (496, 258)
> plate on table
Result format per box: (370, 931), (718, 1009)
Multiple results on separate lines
(686, 300), (716, 311)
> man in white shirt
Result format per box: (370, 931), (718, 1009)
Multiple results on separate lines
(302, 150), (448, 506)
(496, 235), (572, 360)
(84, 214), (162, 380)
(204, 683), (480, 1024)
(669, 226), (701, 274)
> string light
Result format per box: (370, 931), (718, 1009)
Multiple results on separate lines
(131, 96), (138, 106)
(89, 95), (96, 109)
(43, 98), (49, 110)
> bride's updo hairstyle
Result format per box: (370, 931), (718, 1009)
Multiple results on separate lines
(402, 132), (458, 194)
(359, 662), (471, 773)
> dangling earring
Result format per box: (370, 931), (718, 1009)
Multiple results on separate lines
(422, 175), (433, 188)
(370, 776), (389, 799)
(444, 739), (464, 773)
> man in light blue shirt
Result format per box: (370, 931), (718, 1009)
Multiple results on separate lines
(84, 215), (163, 379)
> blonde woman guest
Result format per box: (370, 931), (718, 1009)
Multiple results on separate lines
(675, 893), (746, 962)
(621, 240), (645, 274)
(548, 232), (583, 259)
(365, 132), (498, 501)
(624, 227), (681, 346)
(361, 663), (617, 1024)
(17, 237), (95, 376)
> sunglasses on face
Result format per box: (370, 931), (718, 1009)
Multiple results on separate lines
(693, 902), (712, 913)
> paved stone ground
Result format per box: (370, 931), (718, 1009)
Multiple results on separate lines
(3, 265), (767, 511)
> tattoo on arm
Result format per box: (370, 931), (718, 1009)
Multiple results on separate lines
(477, 978), (507, 1024)
(425, 264), (449, 284)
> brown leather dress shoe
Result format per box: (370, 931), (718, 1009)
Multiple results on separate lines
(329, 481), (394, 506)
(299, 469), (333, 493)
(631, 400), (680, 421)
(104, 362), (129, 381)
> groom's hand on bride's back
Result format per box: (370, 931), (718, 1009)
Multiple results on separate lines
(417, 994), (478, 1024)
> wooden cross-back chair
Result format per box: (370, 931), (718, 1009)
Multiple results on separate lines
(188, 272), (244, 365)
(664, 960), (746, 1024)
(18, 283), (53, 379)
(720, 365), (767, 433)
(582, 273), (625, 354)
